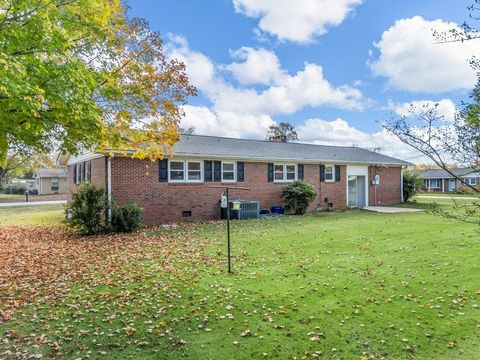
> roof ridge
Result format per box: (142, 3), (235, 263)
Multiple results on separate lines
(181, 133), (362, 150)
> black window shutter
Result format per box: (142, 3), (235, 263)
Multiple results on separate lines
(298, 164), (304, 180)
(88, 161), (92, 182)
(268, 163), (274, 182)
(73, 164), (77, 184)
(237, 162), (244, 182)
(159, 159), (168, 182)
(335, 165), (341, 182)
(204, 161), (213, 182)
(320, 164), (325, 182)
(214, 161), (222, 182)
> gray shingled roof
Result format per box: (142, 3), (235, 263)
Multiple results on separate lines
(171, 135), (411, 166)
(416, 168), (479, 179)
(35, 168), (67, 178)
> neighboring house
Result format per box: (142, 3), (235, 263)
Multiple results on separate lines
(34, 168), (68, 195)
(61, 135), (411, 225)
(416, 168), (480, 193)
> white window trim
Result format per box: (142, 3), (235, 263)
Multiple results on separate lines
(168, 160), (203, 183)
(324, 165), (335, 182)
(221, 162), (236, 182)
(274, 163), (297, 183)
(464, 177), (477, 186)
(429, 179), (441, 189)
(51, 178), (59, 188)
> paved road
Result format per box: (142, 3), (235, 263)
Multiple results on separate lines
(416, 195), (478, 200)
(0, 200), (66, 207)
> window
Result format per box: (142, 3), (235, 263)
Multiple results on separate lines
(325, 165), (334, 182)
(222, 162), (235, 182)
(51, 178), (59, 191)
(85, 161), (91, 182)
(169, 160), (202, 182)
(286, 165), (296, 181)
(465, 177), (477, 186)
(187, 162), (202, 181)
(429, 179), (441, 189)
(274, 163), (297, 182)
(274, 164), (284, 181)
(75, 164), (81, 184)
(169, 161), (185, 181)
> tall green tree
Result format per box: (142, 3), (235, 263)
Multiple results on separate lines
(0, 146), (54, 186)
(265, 122), (299, 142)
(0, 0), (196, 165)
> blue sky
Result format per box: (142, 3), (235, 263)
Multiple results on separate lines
(129, 0), (477, 162)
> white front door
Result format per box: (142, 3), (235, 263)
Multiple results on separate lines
(448, 179), (456, 192)
(348, 175), (366, 206)
(347, 165), (369, 207)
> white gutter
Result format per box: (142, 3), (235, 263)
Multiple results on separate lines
(107, 154), (113, 221)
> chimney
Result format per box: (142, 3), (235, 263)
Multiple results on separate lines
(270, 135), (287, 142)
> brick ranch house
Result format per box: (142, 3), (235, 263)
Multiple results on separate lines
(417, 168), (480, 193)
(61, 135), (411, 225)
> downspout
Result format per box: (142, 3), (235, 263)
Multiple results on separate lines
(400, 167), (404, 203)
(107, 154), (114, 222)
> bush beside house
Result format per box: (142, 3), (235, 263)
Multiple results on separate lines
(66, 183), (144, 235)
(282, 180), (317, 215)
(403, 170), (424, 202)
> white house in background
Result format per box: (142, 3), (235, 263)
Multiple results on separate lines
(34, 168), (68, 195)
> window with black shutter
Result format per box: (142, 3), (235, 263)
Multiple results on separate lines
(320, 164), (325, 182)
(73, 164), (77, 184)
(268, 163), (274, 182)
(204, 161), (213, 182)
(237, 162), (244, 182)
(298, 164), (304, 180)
(214, 161), (221, 182)
(159, 159), (168, 182)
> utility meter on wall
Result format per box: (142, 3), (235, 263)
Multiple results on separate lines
(221, 193), (228, 208)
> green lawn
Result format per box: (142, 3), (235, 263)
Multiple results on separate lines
(0, 204), (65, 225)
(0, 201), (479, 359)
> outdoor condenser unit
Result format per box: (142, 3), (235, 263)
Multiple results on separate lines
(221, 200), (260, 220)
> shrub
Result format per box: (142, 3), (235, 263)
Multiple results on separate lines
(66, 183), (107, 235)
(2, 184), (27, 194)
(403, 170), (424, 202)
(111, 203), (144, 233)
(282, 180), (317, 215)
(454, 187), (474, 195)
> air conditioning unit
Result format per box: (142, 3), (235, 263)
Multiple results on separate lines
(221, 200), (260, 220)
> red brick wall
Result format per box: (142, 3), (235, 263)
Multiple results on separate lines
(67, 156), (403, 225)
(110, 158), (349, 225)
(66, 157), (106, 200)
(368, 166), (402, 205)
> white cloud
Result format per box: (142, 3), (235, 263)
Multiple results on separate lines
(224, 47), (285, 85)
(387, 99), (457, 122)
(370, 16), (479, 93)
(233, 0), (363, 43)
(181, 105), (273, 139)
(165, 35), (369, 119)
(297, 118), (427, 162)
(297, 118), (370, 143)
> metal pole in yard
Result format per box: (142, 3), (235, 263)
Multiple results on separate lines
(209, 185), (250, 274)
(226, 187), (231, 274)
